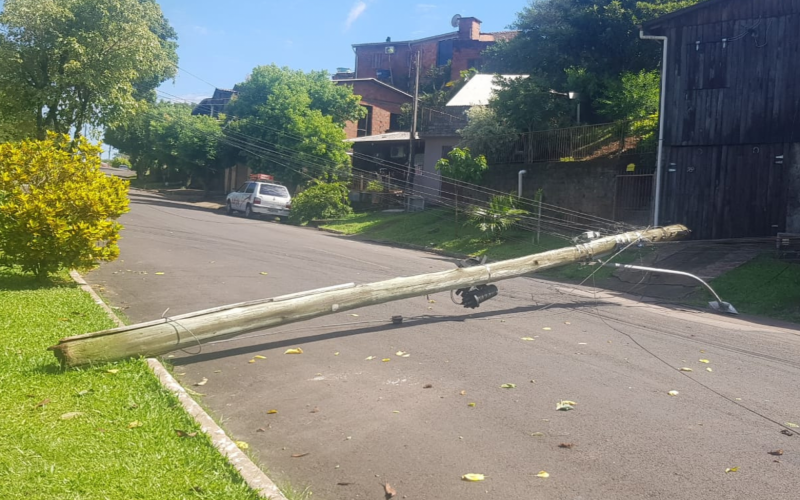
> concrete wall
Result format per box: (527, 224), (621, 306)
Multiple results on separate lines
(417, 136), (460, 200)
(484, 155), (656, 221)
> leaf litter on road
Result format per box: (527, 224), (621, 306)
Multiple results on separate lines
(725, 467), (738, 473)
(536, 471), (550, 478)
(461, 473), (485, 482)
(699, 359), (710, 364)
(500, 383), (516, 389)
(556, 400), (577, 411)
(284, 348), (303, 354)
(194, 377), (208, 387)
(668, 390), (679, 396)
(383, 483), (397, 498)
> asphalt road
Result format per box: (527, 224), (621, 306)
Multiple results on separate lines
(87, 190), (800, 500)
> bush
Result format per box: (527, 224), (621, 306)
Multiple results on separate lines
(0, 134), (129, 278)
(469, 194), (528, 239)
(365, 180), (384, 193)
(290, 181), (352, 224)
(110, 156), (131, 169)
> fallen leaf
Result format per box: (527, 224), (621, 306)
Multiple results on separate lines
(530, 432), (545, 437)
(384, 482), (397, 498)
(564, 322), (571, 325)
(428, 299), (436, 304)
(259, 272), (268, 275)
(128, 421), (143, 429)
(459, 390), (466, 396)
(556, 401), (575, 411)
(350, 314), (359, 317)
(213, 370), (222, 373)
(423, 384), (433, 389)
(699, 359), (710, 364)
(256, 428), (266, 432)
(382, 358), (391, 362)
(60, 412), (83, 420)
(334, 352), (340, 356)
(402, 354), (410, 358)
(543, 327), (552, 331)
(365, 356), (375, 360)
(155, 272), (165, 275)
(561, 400), (577, 406)
(254, 355), (266, 360)
(35, 399), (51, 408)
(395, 351), (406, 356)
(680, 367), (693, 372)
(500, 383), (516, 389)
(291, 452), (310, 458)
(194, 378), (208, 387)
(235, 441), (249, 450)
(310, 407), (320, 413)
(284, 348), (304, 354)
(76, 389), (92, 397)
(536, 471), (550, 478)
(267, 410), (278, 414)
(248, 359), (255, 364)
(336, 482), (353, 486)
(706, 368), (713, 372)
(781, 430), (794, 436)
(668, 390), (680, 396)
(769, 450), (784, 456)
(786, 422), (799, 428)
(461, 473), (485, 482)
(559, 443), (575, 449)
(392, 410), (400, 413)
(468, 402), (476, 407)
(106, 369), (120, 374)
(725, 467), (738, 473)
(175, 430), (198, 438)
(521, 337), (535, 341)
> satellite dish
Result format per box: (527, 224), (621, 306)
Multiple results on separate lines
(451, 14), (462, 28)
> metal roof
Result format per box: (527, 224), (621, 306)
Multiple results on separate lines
(346, 132), (419, 143)
(445, 74), (528, 107)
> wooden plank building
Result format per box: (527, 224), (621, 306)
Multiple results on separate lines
(643, 0), (800, 239)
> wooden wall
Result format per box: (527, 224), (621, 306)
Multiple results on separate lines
(645, 0), (800, 237)
(660, 143), (789, 239)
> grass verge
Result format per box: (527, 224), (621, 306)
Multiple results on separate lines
(0, 268), (263, 500)
(705, 254), (800, 323)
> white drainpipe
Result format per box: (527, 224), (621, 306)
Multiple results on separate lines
(639, 29), (668, 227)
(518, 170), (527, 198)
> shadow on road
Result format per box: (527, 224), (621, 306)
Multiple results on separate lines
(173, 301), (604, 365)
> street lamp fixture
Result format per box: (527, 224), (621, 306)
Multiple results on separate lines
(549, 90), (581, 125)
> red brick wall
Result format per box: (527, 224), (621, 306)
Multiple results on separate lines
(337, 80), (412, 139)
(451, 40), (491, 75)
(354, 39), (442, 92)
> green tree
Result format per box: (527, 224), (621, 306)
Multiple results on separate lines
(0, 133), (129, 278)
(105, 102), (224, 191)
(469, 194), (529, 239)
(289, 181), (353, 224)
(0, 0), (178, 139)
(435, 147), (488, 233)
(598, 69), (661, 121)
(225, 65), (365, 188)
(458, 106), (519, 162)
(490, 75), (573, 132)
(483, 0), (701, 124)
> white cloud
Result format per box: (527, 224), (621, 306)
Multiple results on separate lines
(345, 1), (367, 31)
(415, 3), (436, 13)
(193, 25), (209, 36)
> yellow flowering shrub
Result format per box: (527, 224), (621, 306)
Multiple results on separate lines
(0, 133), (129, 278)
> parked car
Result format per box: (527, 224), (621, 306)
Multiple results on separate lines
(226, 181), (291, 221)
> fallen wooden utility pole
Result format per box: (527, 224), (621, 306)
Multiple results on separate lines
(50, 225), (689, 367)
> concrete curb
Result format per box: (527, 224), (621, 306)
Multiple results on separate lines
(68, 270), (288, 500)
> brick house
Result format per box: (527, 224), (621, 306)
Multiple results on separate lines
(191, 88), (237, 117)
(345, 17), (517, 94)
(335, 78), (412, 139)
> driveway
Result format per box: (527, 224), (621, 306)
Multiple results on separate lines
(86, 189), (800, 500)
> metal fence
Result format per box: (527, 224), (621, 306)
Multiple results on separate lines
(482, 118), (658, 165)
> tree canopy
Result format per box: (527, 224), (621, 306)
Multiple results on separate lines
(224, 65), (365, 187)
(0, 0), (178, 139)
(483, 0), (701, 127)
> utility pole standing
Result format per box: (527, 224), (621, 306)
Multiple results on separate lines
(407, 50), (421, 188)
(50, 225), (689, 367)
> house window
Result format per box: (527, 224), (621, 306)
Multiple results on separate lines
(389, 113), (402, 131)
(437, 39), (454, 66)
(371, 53), (383, 69)
(441, 145), (454, 158)
(357, 106), (373, 137)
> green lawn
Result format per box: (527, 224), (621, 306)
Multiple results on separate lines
(706, 254), (800, 323)
(0, 268), (263, 500)
(320, 209), (568, 261)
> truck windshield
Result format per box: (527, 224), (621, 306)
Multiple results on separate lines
(260, 184), (289, 197)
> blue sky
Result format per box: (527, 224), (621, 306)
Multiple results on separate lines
(157, 0), (526, 102)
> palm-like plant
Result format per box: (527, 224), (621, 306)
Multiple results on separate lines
(469, 194), (529, 238)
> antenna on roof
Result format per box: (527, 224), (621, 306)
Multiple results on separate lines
(451, 14), (462, 28)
